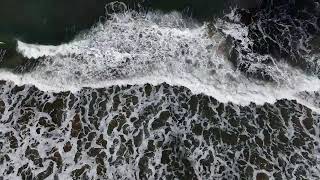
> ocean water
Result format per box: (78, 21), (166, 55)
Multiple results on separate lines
(0, 0), (320, 179)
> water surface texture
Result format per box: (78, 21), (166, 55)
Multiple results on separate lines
(0, 0), (320, 179)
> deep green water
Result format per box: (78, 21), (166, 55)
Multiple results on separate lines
(0, 0), (230, 45)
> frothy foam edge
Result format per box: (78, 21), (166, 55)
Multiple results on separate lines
(2, 10), (320, 112)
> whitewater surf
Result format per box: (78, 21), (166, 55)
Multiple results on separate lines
(0, 1), (320, 179)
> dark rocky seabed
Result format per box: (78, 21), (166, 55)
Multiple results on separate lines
(0, 0), (320, 179)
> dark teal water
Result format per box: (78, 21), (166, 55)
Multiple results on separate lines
(0, 0), (312, 46)
(0, 0), (230, 45)
(0, 0), (111, 44)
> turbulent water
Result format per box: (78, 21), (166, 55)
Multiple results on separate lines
(0, 1), (320, 179)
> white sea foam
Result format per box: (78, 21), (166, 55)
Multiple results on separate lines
(2, 10), (320, 111)
(1, 6), (319, 180)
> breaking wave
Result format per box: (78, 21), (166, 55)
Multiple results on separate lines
(0, 7), (317, 111)
(1, 2), (320, 179)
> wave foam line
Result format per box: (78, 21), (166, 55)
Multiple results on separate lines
(4, 10), (320, 112)
(1, 70), (320, 113)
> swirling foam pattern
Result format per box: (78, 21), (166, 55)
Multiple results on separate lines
(0, 2), (320, 179)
